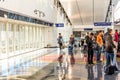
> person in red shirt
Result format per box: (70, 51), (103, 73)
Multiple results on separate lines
(114, 30), (119, 53)
(118, 32), (120, 53)
(114, 29), (119, 43)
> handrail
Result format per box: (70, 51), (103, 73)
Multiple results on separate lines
(14, 49), (57, 68)
(18, 49), (57, 67)
(0, 48), (43, 60)
(2, 49), (57, 76)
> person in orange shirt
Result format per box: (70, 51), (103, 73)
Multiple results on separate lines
(97, 30), (103, 62)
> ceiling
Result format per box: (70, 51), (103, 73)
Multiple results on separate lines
(59, 0), (110, 26)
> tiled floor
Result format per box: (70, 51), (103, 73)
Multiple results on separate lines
(1, 48), (120, 80)
(0, 48), (58, 78)
(66, 48), (120, 80)
(39, 48), (120, 80)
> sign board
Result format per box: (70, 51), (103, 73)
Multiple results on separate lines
(94, 22), (112, 26)
(55, 23), (64, 27)
(84, 28), (93, 31)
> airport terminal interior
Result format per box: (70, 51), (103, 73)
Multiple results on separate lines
(0, 0), (120, 80)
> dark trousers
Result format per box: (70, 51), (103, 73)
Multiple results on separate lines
(59, 43), (63, 50)
(88, 48), (93, 64)
(97, 46), (102, 61)
(105, 52), (114, 67)
(104, 52), (118, 73)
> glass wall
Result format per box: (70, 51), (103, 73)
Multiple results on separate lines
(0, 19), (54, 58)
(0, 18), (56, 76)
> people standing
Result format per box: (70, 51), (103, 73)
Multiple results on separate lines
(57, 33), (63, 51)
(70, 34), (75, 45)
(113, 29), (119, 65)
(87, 33), (94, 65)
(104, 29), (118, 74)
(68, 34), (75, 65)
(118, 32), (120, 52)
(85, 32), (90, 45)
(68, 34), (75, 55)
(83, 39), (87, 51)
(97, 30), (103, 62)
(114, 29), (119, 47)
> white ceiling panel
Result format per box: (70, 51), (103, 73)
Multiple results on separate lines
(60, 0), (110, 26)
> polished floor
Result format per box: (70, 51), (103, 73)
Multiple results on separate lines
(42, 48), (120, 80)
(1, 48), (120, 80)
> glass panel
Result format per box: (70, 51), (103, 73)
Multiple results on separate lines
(36, 27), (39, 48)
(1, 23), (6, 54)
(15, 25), (19, 51)
(33, 27), (35, 48)
(34, 27), (36, 48)
(41, 28), (45, 48)
(19, 25), (25, 51)
(40, 28), (42, 48)
(8, 24), (13, 53)
(25, 26), (28, 49)
(29, 26), (33, 49)
(39, 27), (41, 48)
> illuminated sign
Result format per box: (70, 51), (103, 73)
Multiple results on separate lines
(94, 22), (112, 26)
(84, 28), (93, 30)
(55, 23), (64, 27)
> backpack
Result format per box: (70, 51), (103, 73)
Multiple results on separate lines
(93, 42), (98, 50)
(106, 65), (115, 75)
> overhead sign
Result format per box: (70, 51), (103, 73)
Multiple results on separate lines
(55, 23), (64, 27)
(94, 22), (112, 26)
(84, 28), (93, 30)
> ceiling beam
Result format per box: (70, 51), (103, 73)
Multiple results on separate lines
(105, 0), (112, 22)
(76, 0), (84, 25)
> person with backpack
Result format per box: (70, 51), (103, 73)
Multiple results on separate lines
(104, 29), (119, 74)
(57, 33), (63, 51)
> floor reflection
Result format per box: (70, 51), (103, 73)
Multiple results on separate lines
(104, 73), (118, 80)
(87, 65), (94, 80)
(86, 63), (103, 80)
(95, 63), (103, 80)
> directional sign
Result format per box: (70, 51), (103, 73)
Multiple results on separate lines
(84, 28), (93, 30)
(55, 23), (64, 27)
(94, 22), (112, 26)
